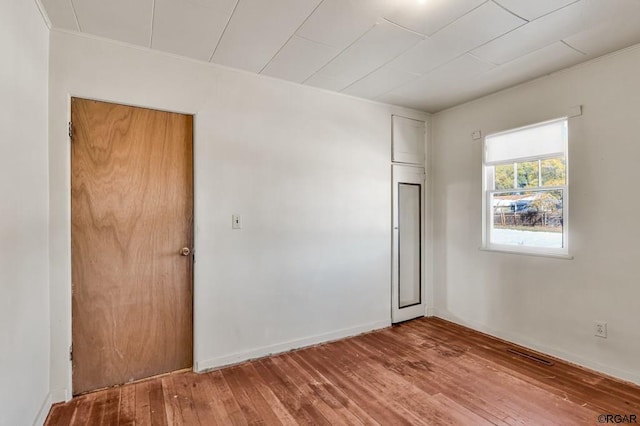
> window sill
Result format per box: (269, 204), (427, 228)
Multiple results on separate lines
(479, 246), (574, 260)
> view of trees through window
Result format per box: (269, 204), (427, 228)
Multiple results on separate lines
(491, 157), (566, 248)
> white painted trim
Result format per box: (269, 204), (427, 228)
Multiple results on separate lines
(50, 388), (69, 403)
(479, 246), (574, 260)
(391, 164), (427, 323)
(68, 93), (197, 116)
(433, 309), (640, 386)
(567, 105), (582, 118)
(33, 0), (52, 30)
(195, 320), (390, 372)
(33, 392), (52, 426)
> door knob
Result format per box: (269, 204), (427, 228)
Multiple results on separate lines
(179, 247), (191, 256)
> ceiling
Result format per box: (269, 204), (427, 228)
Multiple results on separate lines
(40, 0), (640, 112)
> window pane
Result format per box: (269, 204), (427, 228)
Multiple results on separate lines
(491, 190), (563, 248)
(494, 164), (514, 190)
(398, 183), (421, 308)
(516, 160), (539, 188)
(541, 157), (566, 187)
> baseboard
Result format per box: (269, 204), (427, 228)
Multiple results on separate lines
(433, 309), (640, 386)
(195, 319), (391, 372)
(50, 388), (69, 403)
(33, 392), (52, 426)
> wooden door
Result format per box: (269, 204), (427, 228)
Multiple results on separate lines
(71, 98), (193, 395)
(392, 164), (426, 323)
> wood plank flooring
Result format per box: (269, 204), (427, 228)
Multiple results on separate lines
(46, 318), (640, 425)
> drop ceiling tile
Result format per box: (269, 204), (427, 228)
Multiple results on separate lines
(296, 0), (392, 49)
(494, 0), (578, 21)
(384, 0), (485, 36)
(563, 12), (640, 58)
(308, 20), (423, 91)
(71, 0), (153, 46)
(472, 41), (586, 95)
(341, 65), (420, 99)
(152, 0), (233, 61)
(40, 0), (79, 31)
(389, 1), (525, 75)
(472, 0), (640, 65)
(211, 0), (321, 72)
(377, 54), (495, 111)
(261, 36), (340, 83)
(409, 42), (584, 111)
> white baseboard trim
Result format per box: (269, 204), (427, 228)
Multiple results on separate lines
(433, 309), (640, 386)
(33, 392), (52, 426)
(195, 319), (391, 372)
(50, 388), (69, 403)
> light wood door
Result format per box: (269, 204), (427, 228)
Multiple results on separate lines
(392, 164), (426, 323)
(71, 98), (193, 395)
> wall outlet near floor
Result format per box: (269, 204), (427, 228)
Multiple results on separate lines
(594, 321), (607, 338)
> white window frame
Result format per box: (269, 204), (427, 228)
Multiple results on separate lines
(482, 118), (570, 258)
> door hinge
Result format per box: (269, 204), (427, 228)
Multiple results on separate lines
(69, 344), (73, 361)
(68, 122), (73, 140)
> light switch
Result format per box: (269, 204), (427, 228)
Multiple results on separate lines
(232, 214), (241, 229)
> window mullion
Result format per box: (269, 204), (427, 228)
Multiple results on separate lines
(538, 159), (542, 187)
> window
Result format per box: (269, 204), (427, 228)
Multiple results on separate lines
(482, 118), (569, 256)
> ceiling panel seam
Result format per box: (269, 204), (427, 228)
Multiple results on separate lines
(259, 0), (326, 74)
(294, 33), (336, 49)
(537, 0), (581, 20)
(561, 40), (587, 56)
(371, 52), (470, 101)
(461, 18), (527, 59)
(339, 34), (427, 93)
(208, 0), (240, 62)
(425, 0), (491, 38)
(380, 17), (431, 38)
(466, 51), (499, 67)
(536, 0), (580, 22)
(490, 0), (529, 22)
(69, 0), (82, 32)
(301, 21), (378, 85)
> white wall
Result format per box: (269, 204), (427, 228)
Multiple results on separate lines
(0, 1), (50, 425)
(432, 44), (640, 384)
(48, 30), (428, 398)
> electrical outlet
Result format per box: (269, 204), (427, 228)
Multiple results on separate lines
(594, 321), (607, 338)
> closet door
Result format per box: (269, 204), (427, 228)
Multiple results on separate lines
(392, 164), (425, 323)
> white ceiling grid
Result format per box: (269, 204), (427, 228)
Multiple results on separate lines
(42, 0), (640, 112)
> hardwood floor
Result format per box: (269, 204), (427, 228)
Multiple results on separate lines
(46, 318), (640, 425)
